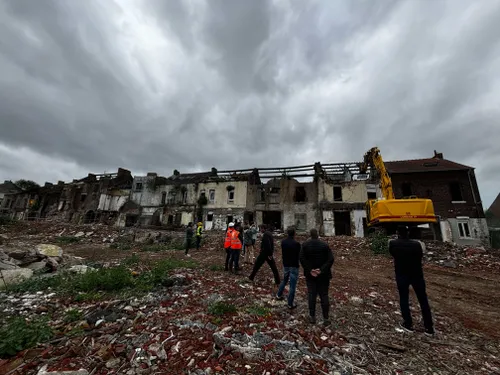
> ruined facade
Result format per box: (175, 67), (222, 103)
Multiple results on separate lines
(0, 152), (490, 243)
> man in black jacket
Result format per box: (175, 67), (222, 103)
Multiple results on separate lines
(389, 225), (434, 335)
(300, 228), (334, 325)
(276, 227), (301, 309)
(249, 225), (281, 287)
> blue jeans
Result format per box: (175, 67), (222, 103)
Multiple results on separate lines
(277, 267), (299, 306)
(229, 249), (241, 271)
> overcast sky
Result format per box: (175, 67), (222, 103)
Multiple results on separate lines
(0, 0), (499, 207)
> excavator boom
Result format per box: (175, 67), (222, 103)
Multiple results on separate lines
(360, 147), (437, 227)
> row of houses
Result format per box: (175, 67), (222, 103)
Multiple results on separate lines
(0, 151), (490, 246)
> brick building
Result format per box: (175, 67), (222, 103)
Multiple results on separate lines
(385, 151), (488, 245)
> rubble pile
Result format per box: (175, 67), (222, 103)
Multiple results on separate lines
(1, 260), (499, 375)
(0, 244), (88, 289)
(0, 222), (499, 374)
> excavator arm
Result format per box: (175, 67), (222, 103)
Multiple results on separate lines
(359, 147), (394, 200)
(359, 147), (437, 227)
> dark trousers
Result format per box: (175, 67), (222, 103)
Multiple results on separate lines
(229, 249), (241, 271)
(396, 274), (433, 330)
(306, 278), (330, 319)
(185, 238), (192, 255)
(249, 252), (281, 285)
(224, 248), (231, 270)
(196, 236), (201, 249)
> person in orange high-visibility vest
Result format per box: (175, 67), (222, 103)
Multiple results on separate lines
(224, 222), (235, 271)
(229, 223), (243, 273)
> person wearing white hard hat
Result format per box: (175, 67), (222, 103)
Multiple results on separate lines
(224, 222), (235, 271)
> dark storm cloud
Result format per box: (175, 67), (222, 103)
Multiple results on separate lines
(0, 0), (499, 207)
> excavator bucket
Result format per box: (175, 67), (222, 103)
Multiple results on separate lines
(366, 198), (437, 226)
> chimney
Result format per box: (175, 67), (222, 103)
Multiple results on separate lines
(44, 182), (53, 187)
(147, 172), (157, 177)
(57, 181), (65, 186)
(433, 150), (443, 159)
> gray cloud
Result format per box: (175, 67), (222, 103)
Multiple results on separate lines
(0, 0), (499, 207)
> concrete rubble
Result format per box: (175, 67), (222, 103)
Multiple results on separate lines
(0, 222), (499, 374)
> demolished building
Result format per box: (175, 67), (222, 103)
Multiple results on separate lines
(0, 152), (489, 244)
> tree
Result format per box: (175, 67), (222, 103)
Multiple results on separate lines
(15, 179), (40, 191)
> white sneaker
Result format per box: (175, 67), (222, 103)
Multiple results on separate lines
(186, 254), (191, 257)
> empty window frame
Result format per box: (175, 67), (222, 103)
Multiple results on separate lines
(449, 182), (464, 201)
(295, 186), (307, 202)
(333, 186), (342, 201)
(209, 189), (215, 203)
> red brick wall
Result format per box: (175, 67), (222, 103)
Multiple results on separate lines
(389, 170), (485, 219)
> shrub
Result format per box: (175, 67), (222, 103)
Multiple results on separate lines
(208, 301), (237, 316)
(370, 231), (389, 255)
(246, 305), (271, 317)
(0, 316), (53, 357)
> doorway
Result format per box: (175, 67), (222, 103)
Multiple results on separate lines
(334, 211), (351, 236)
(262, 211), (282, 231)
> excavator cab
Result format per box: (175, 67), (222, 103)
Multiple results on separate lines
(360, 147), (437, 228)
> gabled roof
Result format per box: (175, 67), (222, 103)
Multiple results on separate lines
(488, 193), (500, 218)
(385, 158), (472, 174)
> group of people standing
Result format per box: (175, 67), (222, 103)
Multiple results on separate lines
(224, 222), (335, 325)
(188, 219), (435, 334)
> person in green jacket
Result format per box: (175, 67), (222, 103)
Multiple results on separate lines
(195, 222), (203, 250)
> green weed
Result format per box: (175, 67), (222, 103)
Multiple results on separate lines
(64, 309), (83, 323)
(55, 236), (81, 244)
(370, 231), (390, 255)
(208, 301), (237, 316)
(0, 316), (53, 358)
(246, 305), (271, 317)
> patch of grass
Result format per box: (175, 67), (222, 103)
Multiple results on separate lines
(140, 244), (170, 252)
(55, 236), (81, 244)
(109, 242), (132, 251)
(209, 264), (225, 272)
(70, 266), (135, 292)
(73, 292), (104, 302)
(6, 274), (66, 294)
(122, 254), (140, 266)
(246, 305), (271, 317)
(7, 257), (198, 297)
(0, 316), (53, 358)
(370, 231), (389, 255)
(64, 309), (83, 323)
(208, 301), (237, 316)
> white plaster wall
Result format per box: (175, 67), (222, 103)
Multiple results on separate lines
(318, 180), (374, 203)
(198, 181), (248, 209)
(282, 204), (316, 232)
(322, 211), (335, 236)
(440, 220), (452, 242)
(352, 210), (366, 238)
(181, 212), (194, 225)
(98, 194), (128, 212)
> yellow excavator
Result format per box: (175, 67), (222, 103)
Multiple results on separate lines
(359, 147), (437, 227)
